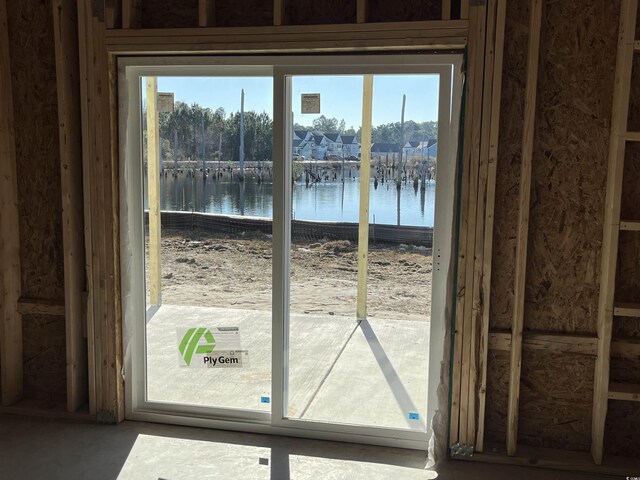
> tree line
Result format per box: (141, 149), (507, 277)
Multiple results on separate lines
(150, 103), (437, 164)
(156, 101), (273, 164)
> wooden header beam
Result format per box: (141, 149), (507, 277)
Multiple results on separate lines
(104, 20), (468, 53)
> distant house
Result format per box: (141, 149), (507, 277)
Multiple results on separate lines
(403, 139), (438, 160)
(311, 133), (329, 159)
(370, 143), (401, 161)
(341, 135), (359, 158)
(294, 130), (313, 142)
(293, 139), (313, 159)
(323, 133), (342, 157)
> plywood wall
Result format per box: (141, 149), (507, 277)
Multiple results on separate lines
(140, 0), (198, 28)
(367, 0), (442, 23)
(487, 0), (622, 453)
(6, 0), (67, 403)
(284, 0), (356, 26)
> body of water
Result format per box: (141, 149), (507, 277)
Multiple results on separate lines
(145, 167), (436, 227)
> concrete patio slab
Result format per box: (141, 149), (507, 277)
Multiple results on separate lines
(145, 304), (429, 430)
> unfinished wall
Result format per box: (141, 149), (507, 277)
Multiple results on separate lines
(6, 0), (67, 404)
(140, 0), (199, 28)
(367, 0), (442, 23)
(284, 0), (357, 26)
(215, 0), (273, 27)
(487, 0), (621, 452)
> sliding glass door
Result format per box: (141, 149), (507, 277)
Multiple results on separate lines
(283, 73), (438, 432)
(121, 56), (460, 449)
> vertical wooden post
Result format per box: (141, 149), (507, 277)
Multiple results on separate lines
(357, 0), (367, 23)
(442, 0), (451, 20)
(53, 0), (88, 412)
(451, 0), (486, 445)
(0, 0), (23, 407)
(461, 0), (469, 19)
(146, 77), (162, 305)
(239, 89), (245, 180)
(397, 94), (406, 188)
(104, 0), (120, 28)
(122, 0), (140, 28)
(476, 0), (507, 452)
(591, 0), (638, 465)
(357, 75), (373, 320)
(274, 0), (283, 26)
(77, 0), (97, 415)
(199, 0), (215, 27)
(507, 0), (543, 456)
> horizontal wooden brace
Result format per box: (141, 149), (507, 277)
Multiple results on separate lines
(490, 331), (598, 355)
(609, 382), (640, 401)
(620, 220), (640, 231)
(614, 302), (640, 317)
(489, 330), (640, 358)
(626, 131), (640, 141)
(473, 442), (640, 477)
(17, 298), (66, 316)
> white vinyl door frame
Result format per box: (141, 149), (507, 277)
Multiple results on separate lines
(119, 54), (463, 451)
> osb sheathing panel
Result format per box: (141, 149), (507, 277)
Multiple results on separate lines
(284, 0), (356, 26)
(488, 0), (528, 332)
(7, 0), (64, 301)
(22, 314), (66, 403)
(524, 0), (618, 334)
(518, 350), (594, 451)
(605, 401), (640, 458)
(367, 0), (442, 23)
(215, 0), (273, 27)
(6, 0), (66, 403)
(487, 0), (619, 453)
(141, 0), (199, 28)
(484, 351), (509, 445)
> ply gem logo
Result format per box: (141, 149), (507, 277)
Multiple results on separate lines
(178, 327), (216, 366)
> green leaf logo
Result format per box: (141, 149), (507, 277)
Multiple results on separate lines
(178, 328), (216, 366)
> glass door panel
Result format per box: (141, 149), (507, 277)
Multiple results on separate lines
(285, 74), (438, 430)
(141, 75), (273, 412)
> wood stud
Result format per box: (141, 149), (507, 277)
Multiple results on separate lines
(199, 0), (215, 27)
(591, 0), (638, 465)
(53, 0), (89, 413)
(0, 0), (23, 407)
(476, 0), (507, 453)
(506, 0), (543, 457)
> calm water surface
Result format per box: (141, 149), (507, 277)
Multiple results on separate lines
(145, 168), (435, 227)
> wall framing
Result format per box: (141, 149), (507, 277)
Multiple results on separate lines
(2, 0), (640, 473)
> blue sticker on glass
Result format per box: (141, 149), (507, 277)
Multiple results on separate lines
(261, 396), (271, 404)
(408, 412), (420, 420)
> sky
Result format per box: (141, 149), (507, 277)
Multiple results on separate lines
(157, 74), (439, 128)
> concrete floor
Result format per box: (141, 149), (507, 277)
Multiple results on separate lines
(146, 304), (429, 430)
(0, 415), (609, 480)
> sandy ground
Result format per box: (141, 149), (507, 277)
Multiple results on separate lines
(147, 229), (432, 321)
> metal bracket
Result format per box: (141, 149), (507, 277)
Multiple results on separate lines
(450, 442), (474, 459)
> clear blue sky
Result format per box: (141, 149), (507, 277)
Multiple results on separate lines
(157, 74), (439, 128)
